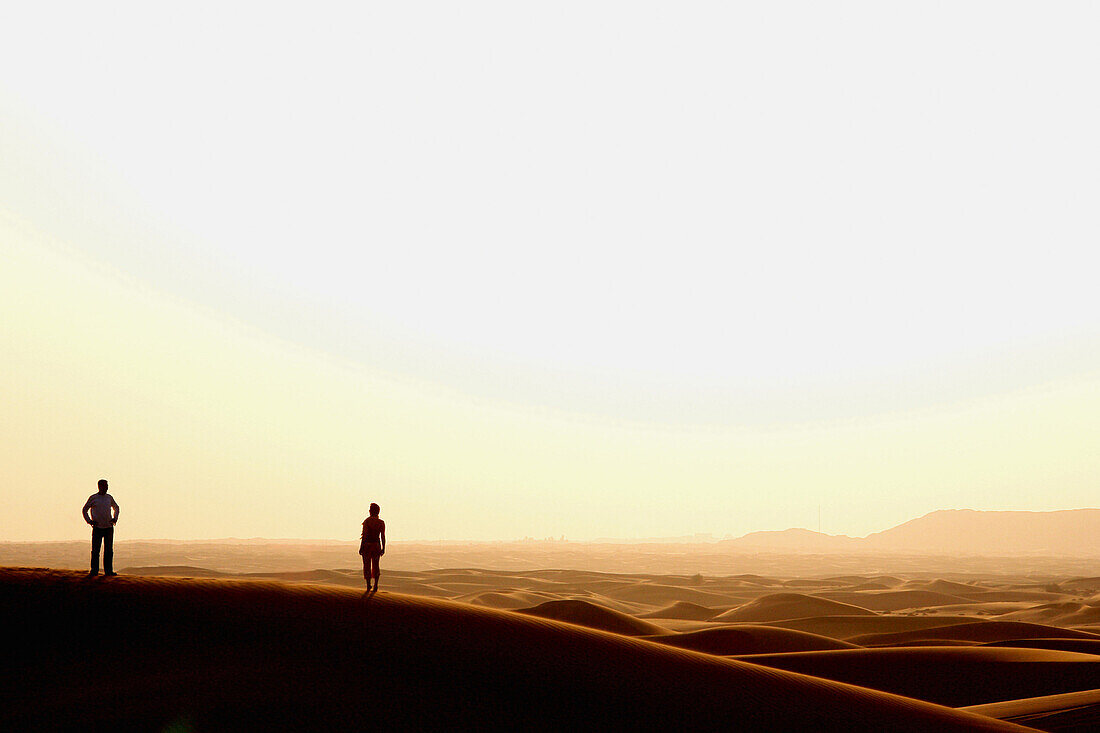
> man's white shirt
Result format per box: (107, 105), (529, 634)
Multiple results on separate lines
(84, 493), (118, 528)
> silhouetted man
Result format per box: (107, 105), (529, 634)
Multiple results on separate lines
(82, 479), (120, 577)
(360, 503), (386, 592)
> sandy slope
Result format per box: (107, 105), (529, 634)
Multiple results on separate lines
(642, 625), (859, 654)
(819, 589), (975, 611)
(732, 647), (1100, 706)
(908, 579), (1001, 595)
(0, 568), (1028, 731)
(514, 598), (671, 635)
(849, 621), (1100, 647)
(124, 564), (233, 577)
(638, 600), (725, 620)
(711, 592), (877, 622)
(1000, 603), (1100, 626)
(596, 582), (743, 606)
(16, 558), (1100, 728)
(764, 615), (1053, 641)
(460, 589), (561, 609)
(980, 639), (1100, 655)
(961, 690), (1100, 732)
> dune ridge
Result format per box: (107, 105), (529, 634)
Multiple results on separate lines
(642, 625), (859, 655)
(638, 600), (723, 620)
(1, 568), (1029, 731)
(514, 598), (670, 635)
(712, 592), (878, 622)
(819, 589), (974, 611)
(961, 689), (1100, 730)
(733, 646), (1100, 707)
(850, 621), (1100, 647)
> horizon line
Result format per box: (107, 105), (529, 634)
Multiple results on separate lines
(9, 506), (1100, 546)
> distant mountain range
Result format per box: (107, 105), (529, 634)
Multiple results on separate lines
(721, 509), (1100, 556)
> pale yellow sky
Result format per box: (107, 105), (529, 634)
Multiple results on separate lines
(4, 212), (1098, 541)
(2, 2), (1098, 541)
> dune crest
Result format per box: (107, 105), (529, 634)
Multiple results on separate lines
(514, 598), (670, 636)
(961, 689), (1100, 730)
(734, 646), (1100, 707)
(712, 592), (877, 622)
(0, 569), (1029, 731)
(850, 620), (1100, 647)
(638, 600), (722, 620)
(642, 625), (859, 655)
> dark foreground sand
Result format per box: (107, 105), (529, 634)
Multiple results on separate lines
(1, 568), (1033, 731)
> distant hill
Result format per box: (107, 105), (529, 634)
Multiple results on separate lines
(864, 509), (1100, 555)
(719, 528), (862, 552)
(721, 509), (1100, 556)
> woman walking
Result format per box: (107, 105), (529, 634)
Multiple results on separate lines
(360, 503), (386, 592)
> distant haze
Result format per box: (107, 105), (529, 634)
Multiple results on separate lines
(725, 509), (1100, 556)
(1, 3), (1098, 542)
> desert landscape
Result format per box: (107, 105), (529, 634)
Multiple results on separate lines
(4, 3), (1098, 731)
(6, 511), (1100, 730)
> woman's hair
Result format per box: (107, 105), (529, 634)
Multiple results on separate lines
(369, 503), (381, 516)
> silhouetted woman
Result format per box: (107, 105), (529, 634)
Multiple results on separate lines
(360, 503), (386, 592)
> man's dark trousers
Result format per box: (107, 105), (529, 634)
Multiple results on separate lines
(91, 527), (114, 575)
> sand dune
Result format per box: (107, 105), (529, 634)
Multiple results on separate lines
(0, 568), (1029, 731)
(825, 574), (904, 586)
(711, 593), (878, 622)
(764, 615), (999, 640)
(850, 621), (1100, 647)
(892, 581), (1067, 605)
(965, 591), (1071, 604)
(998, 602), (1088, 623)
(733, 646), (1100, 706)
(243, 568), (363, 586)
(106, 562), (1097, 633)
(529, 591), (648, 615)
(820, 589), (974, 611)
(961, 689), (1100, 731)
(917, 602), (1037, 617)
(1061, 577), (1100, 593)
(122, 564), (232, 577)
(596, 582), (742, 606)
(905, 578), (992, 595)
(781, 578), (850, 588)
(365, 579), (456, 598)
(729, 573), (785, 585)
(514, 598), (671, 636)
(25, 554), (1100, 727)
(1000, 602), (1100, 626)
(822, 574), (877, 584)
(637, 600), (723, 620)
(980, 639), (1100, 656)
(461, 590), (560, 609)
(642, 625), (859, 655)
(866, 575), (907, 587)
(871, 639), (982, 647)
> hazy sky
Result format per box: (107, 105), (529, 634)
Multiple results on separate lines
(2, 2), (1097, 541)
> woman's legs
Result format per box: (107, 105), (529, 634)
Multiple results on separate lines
(363, 547), (381, 590)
